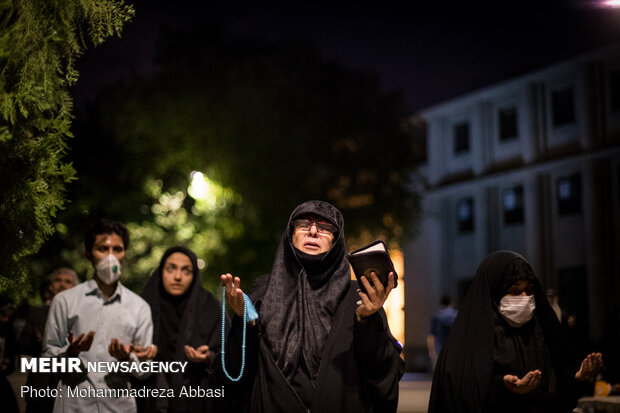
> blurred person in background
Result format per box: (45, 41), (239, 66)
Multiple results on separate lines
(21, 268), (78, 413)
(545, 289), (589, 358)
(21, 268), (78, 357)
(427, 295), (457, 371)
(545, 289), (566, 324)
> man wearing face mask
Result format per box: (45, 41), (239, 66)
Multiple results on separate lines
(43, 219), (157, 413)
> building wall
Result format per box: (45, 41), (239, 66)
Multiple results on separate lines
(404, 43), (620, 372)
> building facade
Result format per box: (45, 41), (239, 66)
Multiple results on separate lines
(404, 42), (620, 371)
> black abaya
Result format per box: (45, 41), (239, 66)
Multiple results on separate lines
(224, 200), (404, 413)
(140, 246), (228, 413)
(428, 250), (584, 413)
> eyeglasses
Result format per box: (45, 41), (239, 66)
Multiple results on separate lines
(292, 219), (337, 235)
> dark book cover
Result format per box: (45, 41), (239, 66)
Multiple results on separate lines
(347, 240), (397, 294)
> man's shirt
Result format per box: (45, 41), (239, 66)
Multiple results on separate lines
(43, 279), (153, 413)
(429, 307), (458, 355)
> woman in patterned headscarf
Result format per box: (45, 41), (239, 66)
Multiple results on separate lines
(221, 200), (404, 413)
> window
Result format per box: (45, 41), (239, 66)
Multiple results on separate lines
(453, 122), (470, 154)
(456, 198), (474, 233)
(499, 107), (518, 141)
(556, 173), (582, 216)
(551, 87), (576, 126)
(610, 70), (620, 112)
(503, 185), (524, 225)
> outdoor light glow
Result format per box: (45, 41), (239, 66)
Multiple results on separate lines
(188, 171), (210, 200)
(602, 0), (620, 7)
(187, 170), (239, 213)
(385, 249), (405, 349)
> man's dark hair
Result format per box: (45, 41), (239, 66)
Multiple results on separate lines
(84, 219), (130, 253)
(440, 295), (453, 307)
(0, 296), (16, 318)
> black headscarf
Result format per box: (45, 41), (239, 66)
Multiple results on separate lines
(429, 251), (579, 413)
(258, 200), (351, 383)
(141, 246), (223, 391)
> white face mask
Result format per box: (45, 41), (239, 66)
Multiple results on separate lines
(498, 295), (535, 327)
(96, 254), (122, 285)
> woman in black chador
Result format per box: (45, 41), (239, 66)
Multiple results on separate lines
(140, 246), (227, 413)
(221, 200), (404, 413)
(428, 250), (603, 413)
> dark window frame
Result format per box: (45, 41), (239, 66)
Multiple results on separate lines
(503, 185), (524, 225)
(556, 173), (582, 216)
(453, 122), (470, 154)
(498, 107), (518, 141)
(456, 197), (474, 233)
(551, 87), (576, 127)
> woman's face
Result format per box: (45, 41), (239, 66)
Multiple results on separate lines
(162, 252), (194, 296)
(504, 278), (534, 298)
(291, 214), (335, 255)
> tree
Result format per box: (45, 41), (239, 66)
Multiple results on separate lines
(0, 0), (134, 296)
(29, 25), (422, 296)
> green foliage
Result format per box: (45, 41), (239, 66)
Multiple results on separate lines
(28, 26), (422, 298)
(0, 0), (134, 293)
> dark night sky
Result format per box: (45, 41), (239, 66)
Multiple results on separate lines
(72, 1), (620, 113)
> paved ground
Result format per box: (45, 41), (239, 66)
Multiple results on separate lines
(398, 373), (432, 413)
(9, 369), (432, 413)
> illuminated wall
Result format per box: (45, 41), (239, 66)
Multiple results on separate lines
(385, 249), (405, 347)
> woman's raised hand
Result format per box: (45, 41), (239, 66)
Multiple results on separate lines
(221, 273), (245, 318)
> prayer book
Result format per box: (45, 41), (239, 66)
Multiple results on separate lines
(347, 240), (397, 294)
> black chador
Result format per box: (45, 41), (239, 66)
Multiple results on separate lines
(140, 246), (228, 413)
(225, 200), (404, 413)
(429, 251), (587, 413)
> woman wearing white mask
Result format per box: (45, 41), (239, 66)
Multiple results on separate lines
(428, 250), (603, 413)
